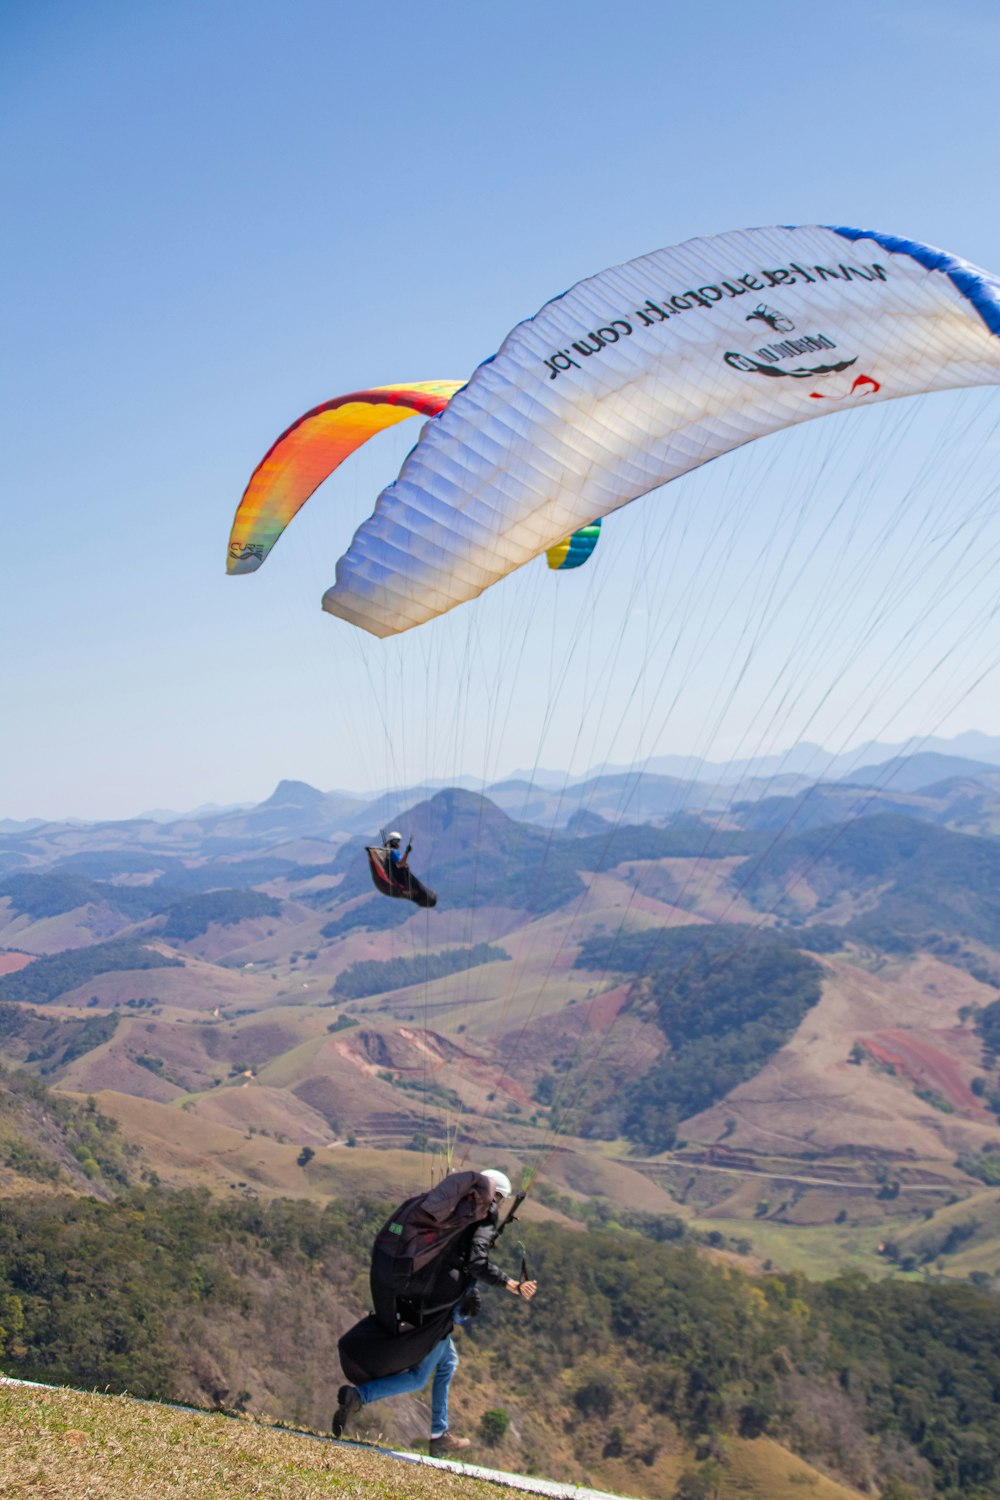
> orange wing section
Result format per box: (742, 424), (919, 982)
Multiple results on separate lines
(226, 381), (464, 574)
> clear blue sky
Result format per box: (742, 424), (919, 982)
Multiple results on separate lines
(5, 0), (1000, 821)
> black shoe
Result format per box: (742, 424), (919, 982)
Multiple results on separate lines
(332, 1385), (362, 1437)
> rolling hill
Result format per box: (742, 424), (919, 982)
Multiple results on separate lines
(5, 759), (1000, 1496)
(2, 763), (1000, 1294)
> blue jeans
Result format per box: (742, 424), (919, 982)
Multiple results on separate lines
(356, 1335), (459, 1438)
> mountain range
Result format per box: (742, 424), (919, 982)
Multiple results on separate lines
(13, 729), (1000, 830)
(1, 746), (999, 1262)
(4, 742), (1000, 1492)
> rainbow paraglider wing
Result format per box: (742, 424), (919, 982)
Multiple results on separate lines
(227, 382), (464, 574)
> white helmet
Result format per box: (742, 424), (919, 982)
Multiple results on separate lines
(386, 831), (402, 845)
(481, 1168), (512, 1200)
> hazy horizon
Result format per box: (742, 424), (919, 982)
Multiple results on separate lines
(7, 726), (1000, 828)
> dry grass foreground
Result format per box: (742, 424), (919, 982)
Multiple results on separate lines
(0, 1380), (871, 1500)
(0, 1382), (522, 1500)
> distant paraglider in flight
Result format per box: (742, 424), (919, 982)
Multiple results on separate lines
(366, 831), (437, 909)
(228, 224), (1000, 636)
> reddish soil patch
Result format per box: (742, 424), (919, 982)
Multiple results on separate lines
(586, 984), (631, 1032)
(865, 1028), (991, 1119)
(0, 951), (36, 976)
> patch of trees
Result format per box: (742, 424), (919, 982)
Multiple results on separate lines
(25, 1011), (120, 1075)
(160, 890), (281, 940)
(0, 1189), (380, 1394)
(320, 896), (412, 942)
(779, 922), (845, 953)
(0, 1063), (131, 1187)
(446, 835), (586, 912)
(0, 1002), (32, 1039)
(477, 1229), (1000, 1495)
(569, 821), (760, 869)
(809, 1273), (1000, 1495)
(49, 1011), (119, 1071)
(0, 940), (181, 1005)
(0, 1002), (120, 1076)
(576, 925), (822, 1151)
(976, 997), (1000, 1060)
(334, 942), (511, 999)
(956, 1149), (1000, 1186)
(0, 872), (172, 922)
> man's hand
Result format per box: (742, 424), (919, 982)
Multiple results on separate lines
(506, 1279), (538, 1300)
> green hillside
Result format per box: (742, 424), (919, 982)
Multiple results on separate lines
(160, 889), (282, 940)
(0, 873), (171, 922)
(0, 940), (182, 1006)
(0, 1002), (120, 1077)
(0, 1064), (132, 1192)
(334, 942), (511, 999)
(575, 925), (823, 1150)
(0, 1180), (997, 1497)
(740, 814), (1000, 955)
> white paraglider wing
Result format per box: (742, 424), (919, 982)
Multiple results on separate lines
(321, 224), (1000, 637)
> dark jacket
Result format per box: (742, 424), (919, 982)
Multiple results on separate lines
(341, 1201), (513, 1386)
(397, 1204), (508, 1325)
(464, 1206), (511, 1287)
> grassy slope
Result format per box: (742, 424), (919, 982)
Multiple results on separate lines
(0, 1383), (501, 1500)
(80, 1092), (449, 1203)
(0, 1383), (867, 1500)
(893, 1186), (1000, 1275)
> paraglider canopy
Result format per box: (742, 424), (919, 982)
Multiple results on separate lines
(315, 225), (1000, 636)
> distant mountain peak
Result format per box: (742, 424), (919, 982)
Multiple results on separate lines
(416, 786), (520, 835)
(262, 780), (326, 808)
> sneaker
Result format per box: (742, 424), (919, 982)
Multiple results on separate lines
(430, 1430), (472, 1457)
(332, 1385), (362, 1437)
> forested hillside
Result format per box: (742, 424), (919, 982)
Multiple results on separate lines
(576, 926), (824, 1150)
(0, 1065), (132, 1193)
(1, 1179), (998, 1498)
(742, 815), (1000, 957)
(1, 941), (181, 1006)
